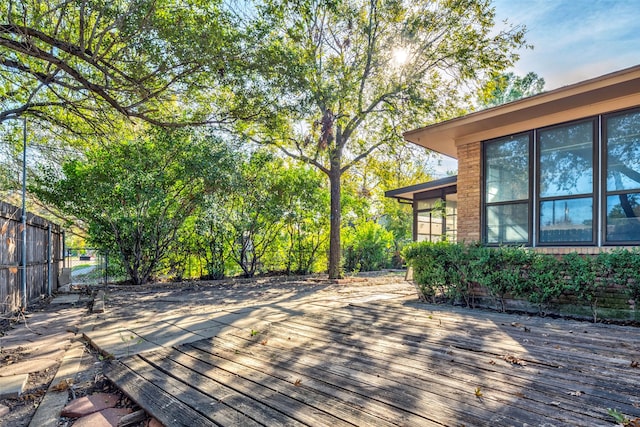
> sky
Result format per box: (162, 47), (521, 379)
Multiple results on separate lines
(429, 0), (640, 177)
(493, 0), (640, 90)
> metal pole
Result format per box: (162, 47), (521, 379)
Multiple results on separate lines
(47, 224), (52, 296)
(21, 118), (27, 309)
(104, 251), (108, 286)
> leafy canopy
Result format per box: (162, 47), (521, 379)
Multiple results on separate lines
(0, 0), (243, 133)
(31, 127), (234, 285)
(239, 0), (527, 277)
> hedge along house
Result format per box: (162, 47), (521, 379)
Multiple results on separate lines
(387, 65), (640, 254)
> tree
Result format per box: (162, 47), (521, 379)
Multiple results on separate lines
(479, 71), (546, 107)
(215, 151), (289, 278)
(31, 127), (233, 285)
(242, 0), (527, 278)
(278, 164), (329, 274)
(0, 0), (242, 132)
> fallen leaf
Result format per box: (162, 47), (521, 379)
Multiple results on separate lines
(630, 360), (639, 368)
(502, 354), (527, 366)
(294, 379), (302, 386)
(514, 392), (525, 398)
(260, 339), (268, 346)
(488, 359), (496, 365)
(474, 387), (483, 397)
(51, 379), (73, 391)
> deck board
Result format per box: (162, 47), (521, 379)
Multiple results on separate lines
(106, 298), (640, 426)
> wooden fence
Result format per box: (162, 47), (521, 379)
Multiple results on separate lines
(0, 200), (63, 314)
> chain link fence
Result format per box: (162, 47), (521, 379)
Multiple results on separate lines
(64, 248), (110, 286)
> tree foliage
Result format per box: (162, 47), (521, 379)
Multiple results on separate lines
(0, 0), (242, 132)
(31, 127), (233, 285)
(479, 71), (546, 107)
(241, 0), (527, 277)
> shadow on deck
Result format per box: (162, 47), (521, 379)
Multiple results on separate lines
(101, 280), (640, 426)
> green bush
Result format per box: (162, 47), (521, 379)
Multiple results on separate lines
(524, 252), (563, 315)
(603, 248), (640, 303)
(342, 222), (394, 272)
(403, 241), (476, 306)
(563, 252), (601, 322)
(404, 241), (640, 320)
(474, 246), (532, 312)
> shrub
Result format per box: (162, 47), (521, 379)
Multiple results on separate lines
(404, 241), (638, 319)
(471, 246), (531, 312)
(604, 248), (640, 303)
(524, 252), (564, 316)
(343, 222), (394, 272)
(563, 252), (601, 322)
(403, 241), (476, 306)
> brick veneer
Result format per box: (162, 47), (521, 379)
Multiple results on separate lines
(456, 141), (481, 242)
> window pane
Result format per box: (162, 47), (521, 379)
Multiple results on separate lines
(539, 197), (593, 243)
(445, 194), (457, 242)
(417, 212), (443, 242)
(606, 193), (640, 241)
(607, 110), (640, 191)
(416, 198), (440, 210)
(485, 134), (529, 203)
(539, 121), (593, 197)
(486, 203), (528, 244)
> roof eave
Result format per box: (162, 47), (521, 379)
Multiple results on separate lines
(403, 64), (640, 158)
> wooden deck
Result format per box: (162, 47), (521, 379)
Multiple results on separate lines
(105, 300), (640, 426)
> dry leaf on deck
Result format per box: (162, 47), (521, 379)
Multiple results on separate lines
(502, 354), (527, 366)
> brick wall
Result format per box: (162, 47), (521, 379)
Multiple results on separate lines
(456, 141), (481, 242)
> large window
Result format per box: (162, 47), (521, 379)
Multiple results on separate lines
(538, 120), (595, 243)
(415, 194), (457, 242)
(482, 107), (640, 246)
(605, 109), (640, 243)
(483, 133), (530, 244)
(416, 199), (444, 242)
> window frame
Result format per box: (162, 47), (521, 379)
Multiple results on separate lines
(413, 185), (457, 242)
(535, 118), (598, 246)
(602, 107), (640, 245)
(482, 131), (533, 246)
(481, 108), (640, 247)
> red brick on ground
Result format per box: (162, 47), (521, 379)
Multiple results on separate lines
(72, 408), (132, 427)
(61, 392), (119, 417)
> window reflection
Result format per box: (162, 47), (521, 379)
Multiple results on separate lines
(539, 121), (593, 198)
(486, 203), (528, 244)
(416, 196), (457, 242)
(606, 194), (640, 241)
(606, 110), (640, 192)
(539, 198), (593, 243)
(485, 135), (529, 203)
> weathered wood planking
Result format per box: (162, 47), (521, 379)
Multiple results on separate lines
(107, 301), (640, 426)
(0, 200), (63, 313)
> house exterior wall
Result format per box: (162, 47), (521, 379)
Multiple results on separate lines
(454, 104), (640, 253)
(455, 141), (481, 242)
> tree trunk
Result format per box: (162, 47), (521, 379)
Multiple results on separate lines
(328, 157), (342, 279)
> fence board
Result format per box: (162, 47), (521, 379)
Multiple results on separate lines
(0, 201), (63, 314)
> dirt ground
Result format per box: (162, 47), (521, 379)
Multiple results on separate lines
(0, 299), (147, 427)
